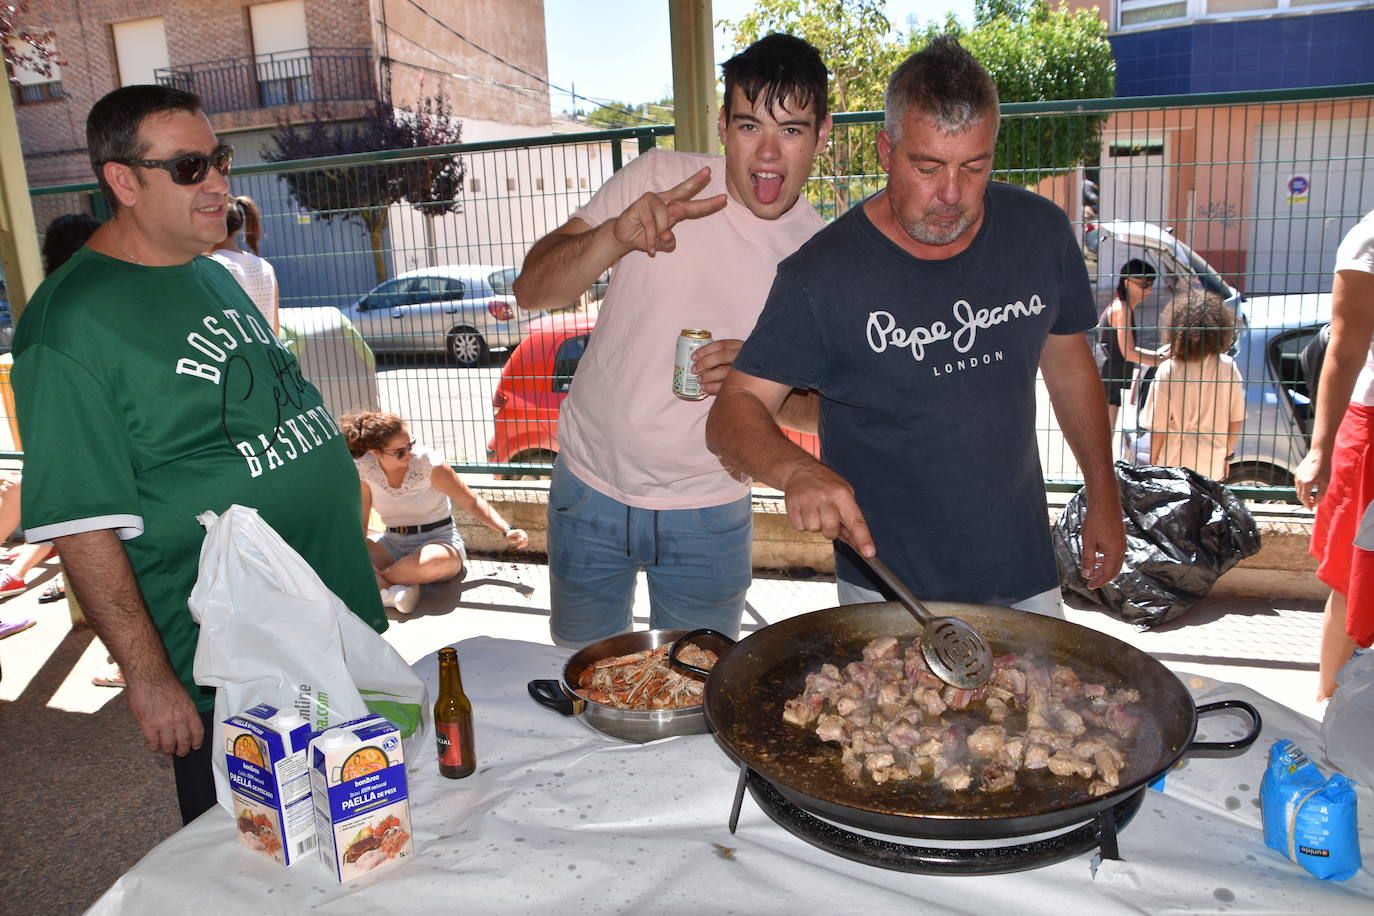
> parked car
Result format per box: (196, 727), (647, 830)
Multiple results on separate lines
(1098, 223), (1332, 488)
(486, 312), (819, 474)
(339, 264), (542, 366)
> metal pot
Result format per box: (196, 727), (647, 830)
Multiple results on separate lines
(700, 601), (1260, 839)
(527, 628), (734, 743)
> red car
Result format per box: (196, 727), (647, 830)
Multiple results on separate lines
(486, 312), (819, 475)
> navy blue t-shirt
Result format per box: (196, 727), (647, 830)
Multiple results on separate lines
(735, 182), (1096, 604)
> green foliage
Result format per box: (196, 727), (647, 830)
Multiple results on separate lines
(722, 0), (898, 115)
(721, 0), (1115, 195)
(583, 99), (674, 130)
(264, 92), (465, 281)
(957, 2), (1116, 184)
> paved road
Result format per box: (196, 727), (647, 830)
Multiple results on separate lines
(373, 355), (504, 467)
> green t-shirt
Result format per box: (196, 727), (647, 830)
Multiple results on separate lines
(13, 248), (388, 712)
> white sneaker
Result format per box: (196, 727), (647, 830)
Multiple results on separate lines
(384, 585), (419, 615)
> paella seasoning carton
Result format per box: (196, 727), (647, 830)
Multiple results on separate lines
(222, 703), (316, 866)
(309, 714), (414, 881)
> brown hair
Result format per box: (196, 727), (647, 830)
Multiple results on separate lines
(225, 194), (263, 254)
(1163, 290), (1237, 361)
(339, 410), (406, 458)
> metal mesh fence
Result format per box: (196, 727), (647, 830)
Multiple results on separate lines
(12, 86), (1374, 500)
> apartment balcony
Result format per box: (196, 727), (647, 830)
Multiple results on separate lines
(154, 48), (376, 115)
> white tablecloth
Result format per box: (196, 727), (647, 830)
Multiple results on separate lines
(87, 637), (1374, 914)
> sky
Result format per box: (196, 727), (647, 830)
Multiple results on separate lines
(542, 0), (977, 115)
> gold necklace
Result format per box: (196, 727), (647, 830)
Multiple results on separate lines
(113, 237), (144, 266)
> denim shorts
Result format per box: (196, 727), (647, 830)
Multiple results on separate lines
(375, 522), (468, 567)
(545, 458), (753, 647)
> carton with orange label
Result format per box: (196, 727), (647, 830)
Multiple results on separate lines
(309, 714), (414, 881)
(222, 704), (316, 866)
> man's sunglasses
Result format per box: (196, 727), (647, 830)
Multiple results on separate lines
(1130, 277), (1154, 289)
(109, 144), (233, 185)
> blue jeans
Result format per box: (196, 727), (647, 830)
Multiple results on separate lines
(546, 458), (753, 647)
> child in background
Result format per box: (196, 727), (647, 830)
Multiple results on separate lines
(1141, 290), (1245, 481)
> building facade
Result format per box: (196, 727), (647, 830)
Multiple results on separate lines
(8, 0), (553, 306)
(1061, 0), (1374, 294)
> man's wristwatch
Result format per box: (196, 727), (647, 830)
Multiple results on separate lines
(503, 525), (517, 536)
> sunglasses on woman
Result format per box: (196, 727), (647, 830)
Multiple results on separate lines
(1131, 277), (1154, 290)
(381, 440), (416, 459)
(110, 144), (234, 185)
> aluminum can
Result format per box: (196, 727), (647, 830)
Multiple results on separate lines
(672, 328), (712, 401)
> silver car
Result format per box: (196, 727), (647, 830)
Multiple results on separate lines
(340, 264), (541, 366)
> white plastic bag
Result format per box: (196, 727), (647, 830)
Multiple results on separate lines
(189, 505), (430, 812)
(1323, 649), (1374, 788)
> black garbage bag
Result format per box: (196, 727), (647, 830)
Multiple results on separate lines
(1054, 462), (1262, 628)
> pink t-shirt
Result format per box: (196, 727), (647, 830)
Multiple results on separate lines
(558, 148), (824, 509)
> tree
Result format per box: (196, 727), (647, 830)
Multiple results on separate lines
(263, 91), (466, 283)
(2, 2), (64, 83)
(583, 98), (674, 130)
(721, 0), (1115, 201)
(932, 1), (1116, 185)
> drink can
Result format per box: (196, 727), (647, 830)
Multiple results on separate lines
(673, 328), (712, 401)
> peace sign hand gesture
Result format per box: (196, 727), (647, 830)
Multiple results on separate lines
(613, 167), (728, 257)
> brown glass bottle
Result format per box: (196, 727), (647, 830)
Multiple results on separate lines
(435, 647), (476, 778)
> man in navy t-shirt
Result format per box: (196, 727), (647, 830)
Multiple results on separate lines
(707, 36), (1125, 613)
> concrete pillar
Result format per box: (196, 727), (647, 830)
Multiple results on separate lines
(668, 0), (717, 154)
(0, 85), (43, 322)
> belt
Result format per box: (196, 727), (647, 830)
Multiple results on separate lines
(386, 518), (452, 535)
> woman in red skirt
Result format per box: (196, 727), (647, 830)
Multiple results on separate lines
(1296, 209), (1374, 700)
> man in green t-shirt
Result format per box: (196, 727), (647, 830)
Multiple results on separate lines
(12, 84), (388, 825)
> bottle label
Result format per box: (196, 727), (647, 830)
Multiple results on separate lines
(437, 722), (465, 766)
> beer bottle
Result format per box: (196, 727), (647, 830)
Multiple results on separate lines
(435, 647), (476, 778)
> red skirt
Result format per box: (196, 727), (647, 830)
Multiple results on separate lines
(1311, 402), (1374, 647)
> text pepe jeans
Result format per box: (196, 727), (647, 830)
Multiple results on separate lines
(866, 294), (1047, 374)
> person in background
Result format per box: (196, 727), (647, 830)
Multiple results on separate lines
(1140, 291), (1244, 481)
(707, 36), (1125, 615)
(42, 213), (103, 274)
(207, 194), (278, 332)
(0, 213), (104, 633)
(1295, 208), (1374, 700)
(512, 34), (830, 647)
(1098, 259), (1161, 436)
(341, 410), (528, 615)
(0, 476), (54, 598)
(12, 84), (389, 825)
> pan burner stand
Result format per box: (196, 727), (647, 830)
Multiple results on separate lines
(728, 766), (1145, 876)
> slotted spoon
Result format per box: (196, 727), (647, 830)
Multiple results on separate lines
(860, 555), (993, 689)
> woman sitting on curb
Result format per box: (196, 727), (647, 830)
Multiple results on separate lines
(341, 410), (529, 614)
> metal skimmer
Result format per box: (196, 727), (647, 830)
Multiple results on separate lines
(861, 555), (993, 689)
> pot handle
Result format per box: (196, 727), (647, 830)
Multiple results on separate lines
(527, 679), (584, 717)
(1186, 700), (1263, 755)
(669, 628), (735, 677)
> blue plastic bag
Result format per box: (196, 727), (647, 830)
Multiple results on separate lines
(1260, 739), (1361, 881)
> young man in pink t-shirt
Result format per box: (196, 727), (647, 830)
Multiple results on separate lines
(513, 34), (831, 646)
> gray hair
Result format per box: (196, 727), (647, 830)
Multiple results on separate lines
(884, 35), (999, 140)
